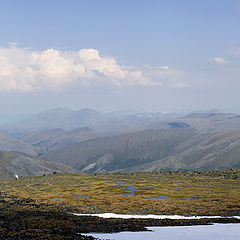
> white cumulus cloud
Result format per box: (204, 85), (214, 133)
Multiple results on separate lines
(0, 46), (185, 92)
(208, 57), (229, 65)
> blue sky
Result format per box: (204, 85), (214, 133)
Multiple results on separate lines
(0, 0), (240, 116)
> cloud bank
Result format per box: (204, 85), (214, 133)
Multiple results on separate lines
(0, 46), (187, 92)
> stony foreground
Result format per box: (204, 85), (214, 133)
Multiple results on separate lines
(0, 196), (240, 240)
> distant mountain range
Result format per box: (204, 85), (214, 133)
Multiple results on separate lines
(0, 108), (180, 137)
(0, 108), (240, 176)
(0, 108), (104, 137)
(42, 111), (240, 172)
(0, 151), (78, 179)
(147, 112), (240, 131)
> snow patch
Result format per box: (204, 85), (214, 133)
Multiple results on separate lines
(82, 223), (240, 240)
(73, 212), (240, 220)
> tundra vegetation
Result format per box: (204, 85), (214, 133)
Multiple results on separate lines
(0, 169), (239, 239)
(1, 169), (239, 216)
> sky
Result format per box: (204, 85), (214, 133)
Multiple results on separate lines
(0, 0), (240, 117)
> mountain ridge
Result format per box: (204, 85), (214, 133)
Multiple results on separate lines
(43, 128), (198, 172)
(0, 150), (78, 179)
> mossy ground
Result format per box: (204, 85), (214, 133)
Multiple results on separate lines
(1, 169), (239, 216)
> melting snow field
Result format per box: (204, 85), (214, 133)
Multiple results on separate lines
(83, 224), (240, 240)
(73, 212), (240, 220)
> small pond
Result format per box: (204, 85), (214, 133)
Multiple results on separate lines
(148, 196), (171, 199)
(73, 196), (90, 199)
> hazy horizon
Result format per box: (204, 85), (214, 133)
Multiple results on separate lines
(0, 105), (239, 126)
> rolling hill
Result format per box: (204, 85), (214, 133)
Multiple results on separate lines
(20, 127), (102, 153)
(134, 130), (240, 171)
(43, 126), (240, 172)
(43, 128), (197, 172)
(0, 132), (39, 156)
(0, 151), (78, 179)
